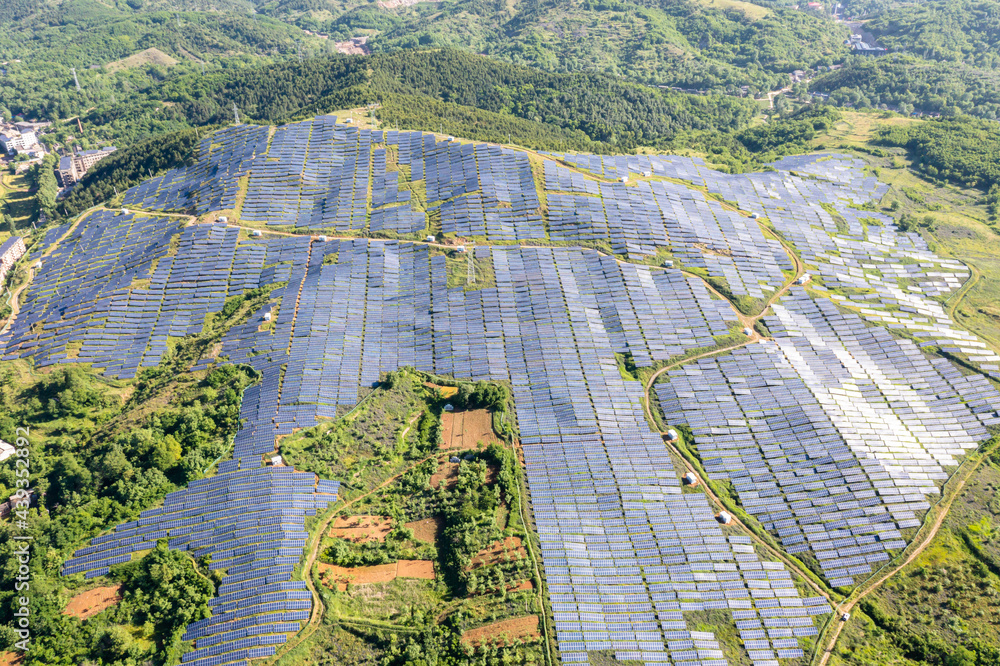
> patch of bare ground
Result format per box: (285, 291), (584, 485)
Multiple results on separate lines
(693, 241), (734, 257)
(404, 516), (443, 543)
(107, 47), (178, 72)
(462, 615), (540, 646)
(328, 515), (393, 543)
(0, 652), (22, 666)
(63, 584), (122, 620)
(318, 560), (435, 591)
(395, 560), (434, 579)
(440, 408), (498, 450)
(429, 461), (460, 489)
(425, 382), (458, 398)
(470, 536), (526, 569)
(334, 36), (370, 55)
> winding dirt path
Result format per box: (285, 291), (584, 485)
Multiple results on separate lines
(273, 451), (443, 661)
(639, 228), (836, 603)
(815, 440), (996, 665)
(71, 164), (972, 664)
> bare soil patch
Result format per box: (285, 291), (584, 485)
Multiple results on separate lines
(430, 461), (460, 489)
(334, 36), (370, 55)
(0, 652), (22, 666)
(107, 47), (178, 72)
(328, 515), (393, 543)
(470, 536), (526, 569)
(693, 241), (733, 257)
(63, 584), (122, 620)
(424, 382), (458, 398)
(318, 560), (434, 591)
(441, 409), (498, 450)
(396, 560), (435, 579)
(405, 516), (443, 543)
(462, 615), (540, 646)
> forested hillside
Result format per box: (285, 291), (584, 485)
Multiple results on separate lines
(808, 56), (1000, 119)
(804, 0), (1000, 120)
(0, 0), (330, 124)
(355, 0), (849, 91)
(0, 0), (848, 126)
(28, 50), (757, 149)
(874, 115), (1000, 189)
(865, 0), (1000, 67)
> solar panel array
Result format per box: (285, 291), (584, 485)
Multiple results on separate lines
(122, 125), (267, 212)
(497, 249), (830, 666)
(125, 118), (543, 240)
(692, 153), (999, 377)
(8, 121), (1000, 665)
(2, 212), (258, 379)
(62, 465), (339, 666)
(658, 290), (1000, 587)
(543, 160), (788, 296)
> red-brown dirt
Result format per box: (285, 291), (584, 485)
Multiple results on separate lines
(63, 584), (122, 620)
(441, 409), (498, 450)
(328, 515), (393, 543)
(462, 615), (540, 646)
(318, 560), (435, 591)
(405, 516), (443, 543)
(470, 536), (527, 569)
(0, 651), (23, 666)
(429, 461), (460, 490)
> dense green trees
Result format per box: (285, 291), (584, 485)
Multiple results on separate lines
(867, 0), (1000, 68)
(809, 56), (1000, 119)
(362, 0), (848, 91)
(93, 50), (757, 149)
(27, 154), (58, 220)
(114, 542), (214, 661)
(736, 104), (840, 153)
(874, 116), (1000, 190)
(0, 2), (319, 125)
(58, 127), (202, 218)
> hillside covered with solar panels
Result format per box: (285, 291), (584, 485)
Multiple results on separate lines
(4, 114), (1000, 666)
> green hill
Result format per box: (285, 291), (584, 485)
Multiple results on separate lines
(46, 49), (757, 148)
(866, 0), (1000, 68)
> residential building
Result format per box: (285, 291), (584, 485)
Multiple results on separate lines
(56, 146), (117, 186)
(0, 235), (26, 286)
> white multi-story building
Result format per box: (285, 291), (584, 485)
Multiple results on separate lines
(0, 129), (37, 155)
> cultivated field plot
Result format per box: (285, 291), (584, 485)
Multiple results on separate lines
(8, 117), (1000, 666)
(441, 408), (499, 450)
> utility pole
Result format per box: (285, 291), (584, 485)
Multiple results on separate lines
(71, 67), (81, 92)
(232, 102), (240, 125)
